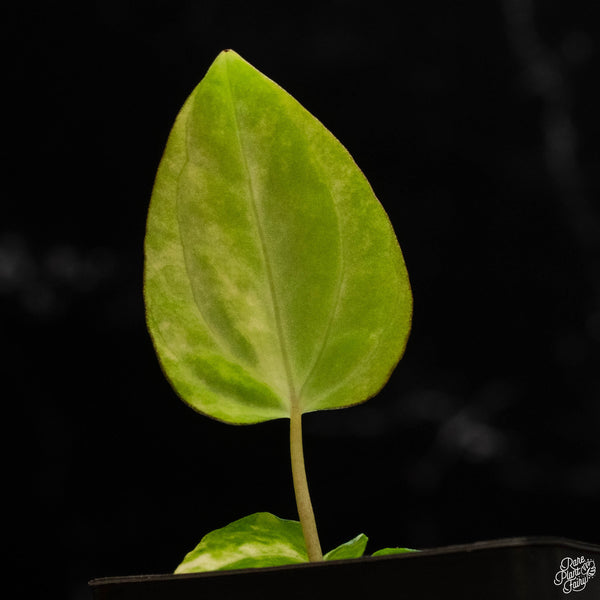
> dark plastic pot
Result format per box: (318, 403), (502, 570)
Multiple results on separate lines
(89, 536), (599, 599)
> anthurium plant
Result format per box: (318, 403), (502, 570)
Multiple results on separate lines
(144, 49), (414, 573)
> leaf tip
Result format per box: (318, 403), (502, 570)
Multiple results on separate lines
(219, 48), (240, 59)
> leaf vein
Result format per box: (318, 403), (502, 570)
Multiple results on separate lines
(174, 101), (230, 359)
(223, 57), (298, 407)
(297, 163), (345, 402)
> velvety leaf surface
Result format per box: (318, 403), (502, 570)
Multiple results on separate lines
(174, 512), (368, 573)
(145, 49), (412, 423)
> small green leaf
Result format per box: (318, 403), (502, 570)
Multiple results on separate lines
(174, 513), (308, 573)
(323, 533), (368, 561)
(371, 547), (419, 556)
(145, 49), (412, 424)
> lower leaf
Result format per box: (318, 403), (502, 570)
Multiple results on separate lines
(323, 533), (368, 561)
(174, 512), (369, 573)
(372, 547), (419, 556)
(174, 513), (307, 573)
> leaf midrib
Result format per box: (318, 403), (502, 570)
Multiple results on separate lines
(223, 56), (298, 409)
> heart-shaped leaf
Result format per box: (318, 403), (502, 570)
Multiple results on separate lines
(144, 50), (412, 424)
(174, 513), (367, 573)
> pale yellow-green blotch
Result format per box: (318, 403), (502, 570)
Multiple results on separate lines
(144, 50), (412, 424)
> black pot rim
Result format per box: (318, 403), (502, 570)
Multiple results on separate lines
(89, 535), (600, 586)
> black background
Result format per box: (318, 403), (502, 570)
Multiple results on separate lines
(6, 2), (600, 598)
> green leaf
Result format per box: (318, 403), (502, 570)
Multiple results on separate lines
(323, 533), (368, 561)
(145, 49), (412, 424)
(371, 547), (419, 556)
(174, 512), (368, 573)
(174, 513), (308, 573)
